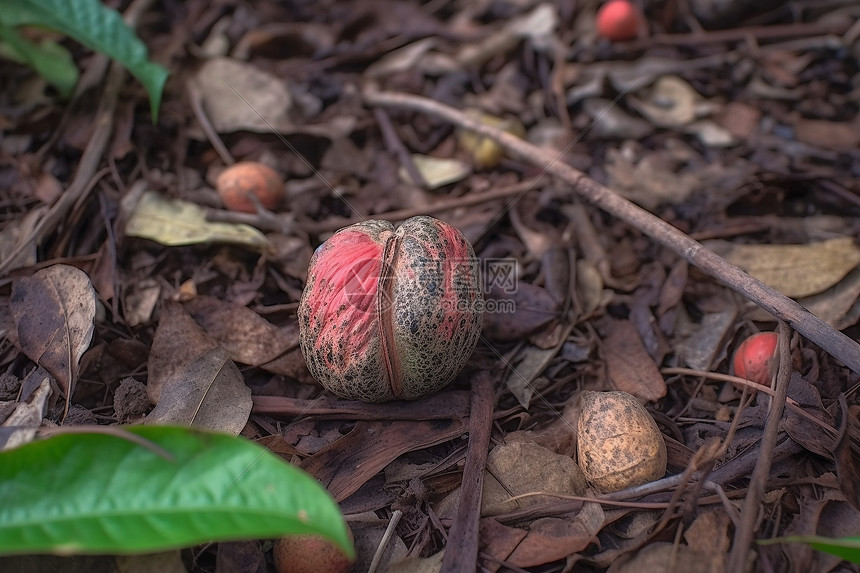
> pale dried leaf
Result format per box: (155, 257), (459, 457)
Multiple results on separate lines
(400, 154), (470, 190)
(482, 441), (586, 516)
(1, 375), (52, 434)
(387, 549), (443, 573)
(799, 265), (860, 329)
(629, 76), (699, 127)
(366, 38), (437, 78)
(125, 191), (268, 250)
(191, 57), (292, 133)
(709, 237), (860, 298)
(675, 309), (737, 371)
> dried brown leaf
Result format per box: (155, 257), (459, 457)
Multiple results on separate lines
(302, 418), (466, 502)
(482, 282), (559, 342)
(10, 264), (96, 414)
(147, 302), (219, 404)
(183, 295), (312, 382)
(506, 507), (604, 568)
(145, 346), (252, 435)
(607, 542), (722, 573)
(481, 441), (586, 516)
(600, 319), (666, 402)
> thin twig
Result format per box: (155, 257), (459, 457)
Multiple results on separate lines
(373, 107), (428, 188)
(440, 373), (495, 573)
(187, 79), (235, 166)
(367, 509), (402, 573)
(661, 367), (837, 435)
(297, 179), (536, 234)
(726, 321), (792, 571)
(362, 88), (860, 377)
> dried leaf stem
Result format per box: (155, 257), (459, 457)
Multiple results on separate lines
(363, 88), (860, 376)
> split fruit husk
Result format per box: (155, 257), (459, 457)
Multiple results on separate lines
(298, 216), (483, 402)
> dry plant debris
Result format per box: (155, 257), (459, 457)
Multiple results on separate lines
(1, 0), (860, 571)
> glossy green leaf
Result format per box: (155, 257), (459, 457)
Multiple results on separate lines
(759, 535), (860, 564)
(1, 0), (168, 119)
(0, 426), (353, 558)
(0, 22), (77, 96)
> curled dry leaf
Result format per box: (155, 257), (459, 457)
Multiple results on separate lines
(10, 264), (96, 416)
(145, 346), (252, 435)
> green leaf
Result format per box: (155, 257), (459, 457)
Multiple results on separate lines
(0, 22), (77, 96)
(0, 426), (353, 558)
(758, 535), (860, 564)
(1, 0), (169, 119)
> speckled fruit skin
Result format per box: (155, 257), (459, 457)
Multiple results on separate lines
(298, 216), (483, 402)
(577, 391), (667, 493)
(216, 161), (284, 213)
(274, 533), (354, 573)
(732, 332), (778, 387)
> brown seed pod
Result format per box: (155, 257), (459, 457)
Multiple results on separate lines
(216, 161), (284, 213)
(577, 391), (667, 493)
(298, 216), (483, 402)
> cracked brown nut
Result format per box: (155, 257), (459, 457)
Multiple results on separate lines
(298, 216), (483, 402)
(577, 391), (667, 493)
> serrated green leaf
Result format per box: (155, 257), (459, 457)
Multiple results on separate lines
(0, 22), (77, 96)
(0, 426), (353, 558)
(759, 535), (860, 564)
(1, 0), (169, 119)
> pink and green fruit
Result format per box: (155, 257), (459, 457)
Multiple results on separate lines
(298, 216), (483, 402)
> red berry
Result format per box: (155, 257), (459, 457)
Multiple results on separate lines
(732, 332), (779, 387)
(596, 0), (641, 42)
(216, 161), (284, 213)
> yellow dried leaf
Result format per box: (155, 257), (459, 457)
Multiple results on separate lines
(713, 237), (860, 298)
(125, 191), (268, 250)
(398, 154), (470, 189)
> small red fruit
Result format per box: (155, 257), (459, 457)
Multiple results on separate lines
(274, 533), (354, 573)
(216, 161), (284, 213)
(298, 216), (483, 402)
(732, 332), (779, 387)
(596, 0), (641, 42)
